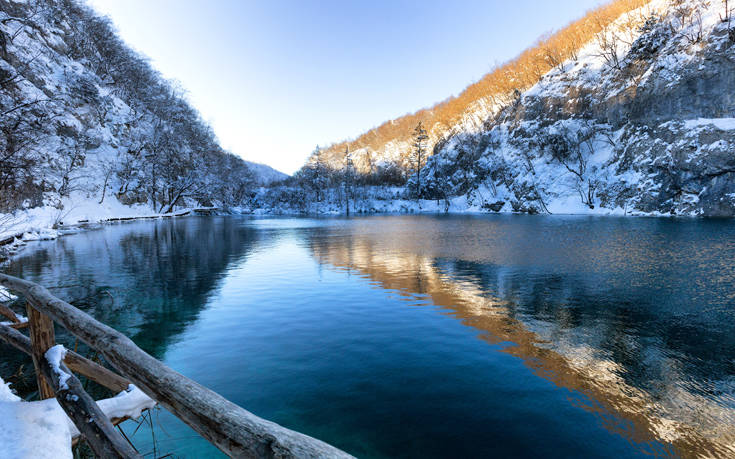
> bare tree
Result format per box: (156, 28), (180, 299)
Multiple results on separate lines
(544, 123), (599, 209)
(0, 99), (54, 211)
(594, 22), (623, 70)
(539, 33), (565, 72)
(720, 0), (735, 42)
(681, 0), (708, 44)
(722, 0), (732, 22)
(98, 158), (117, 204)
(54, 137), (87, 197)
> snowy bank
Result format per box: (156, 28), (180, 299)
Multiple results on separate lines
(0, 374), (155, 459)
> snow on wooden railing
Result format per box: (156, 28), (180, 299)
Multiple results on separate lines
(0, 314), (139, 457)
(0, 273), (352, 459)
(40, 344), (142, 458)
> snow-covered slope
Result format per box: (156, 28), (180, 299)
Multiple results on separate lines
(418, 0), (735, 216)
(347, 0), (735, 217)
(0, 0), (271, 240)
(244, 161), (288, 184)
(261, 0), (735, 217)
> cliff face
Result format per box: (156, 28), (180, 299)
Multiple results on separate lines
(418, 0), (735, 216)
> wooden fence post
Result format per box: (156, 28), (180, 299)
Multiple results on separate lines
(26, 301), (56, 399)
(0, 323), (131, 393)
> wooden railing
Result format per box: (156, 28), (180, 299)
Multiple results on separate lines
(0, 273), (352, 458)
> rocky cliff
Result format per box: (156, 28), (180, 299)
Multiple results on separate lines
(417, 0), (735, 216)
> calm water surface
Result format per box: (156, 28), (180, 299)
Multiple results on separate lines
(2, 215), (735, 458)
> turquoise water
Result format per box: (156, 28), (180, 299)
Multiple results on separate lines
(2, 215), (735, 457)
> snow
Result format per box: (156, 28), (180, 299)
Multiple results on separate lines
(95, 385), (157, 421)
(45, 345), (70, 390)
(0, 315), (28, 327)
(0, 395), (73, 459)
(0, 191), (223, 250)
(0, 375), (155, 459)
(0, 379), (20, 403)
(0, 286), (18, 302)
(0, 192), (155, 241)
(684, 118), (735, 130)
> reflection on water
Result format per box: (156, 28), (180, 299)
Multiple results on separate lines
(2, 217), (259, 366)
(307, 216), (735, 457)
(2, 215), (735, 458)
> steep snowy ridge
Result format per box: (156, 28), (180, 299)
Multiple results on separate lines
(0, 0), (269, 241)
(403, 0), (735, 216)
(313, 0), (653, 172)
(262, 0), (735, 217)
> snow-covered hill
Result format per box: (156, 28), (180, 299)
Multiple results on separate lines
(278, 0), (735, 217)
(418, 0), (735, 216)
(244, 161), (288, 184)
(0, 0), (273, 241)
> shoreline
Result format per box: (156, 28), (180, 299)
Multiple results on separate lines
(0, 207), (220, 265)
(2, 203), (726, 266)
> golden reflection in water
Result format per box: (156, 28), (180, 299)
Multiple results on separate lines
(308, 233), (735, 459)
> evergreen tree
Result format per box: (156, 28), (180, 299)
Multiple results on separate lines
(410, 121), (429, 197)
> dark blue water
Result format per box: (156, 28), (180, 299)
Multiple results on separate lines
(2, 215), (735, 458)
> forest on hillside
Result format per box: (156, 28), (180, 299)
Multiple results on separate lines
(257, 0), (735, 217)
(2, 0), (735, 236)
(0, 0), (255, 225)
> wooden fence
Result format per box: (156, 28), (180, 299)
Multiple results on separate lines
(0, 273), (352, 458)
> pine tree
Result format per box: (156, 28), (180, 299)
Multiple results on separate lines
(410, 121), (429, 197)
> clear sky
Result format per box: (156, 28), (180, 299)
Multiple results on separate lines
(87, 0), (605, 174)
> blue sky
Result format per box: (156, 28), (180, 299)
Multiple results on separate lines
(87, 0), (605, 173)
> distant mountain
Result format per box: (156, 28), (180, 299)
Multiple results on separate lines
(244, 161), (288, 184)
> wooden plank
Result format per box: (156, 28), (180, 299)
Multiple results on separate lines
(64, 350), (130, 393)
(39, 350), (141, 459)
(26, 301), (56, 399)
(0, 303), (20, 323)
(0, 273), (353, 458)
(0, 323), (130, 393)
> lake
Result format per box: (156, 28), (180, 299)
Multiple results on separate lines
(2, 214), (735, 458)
